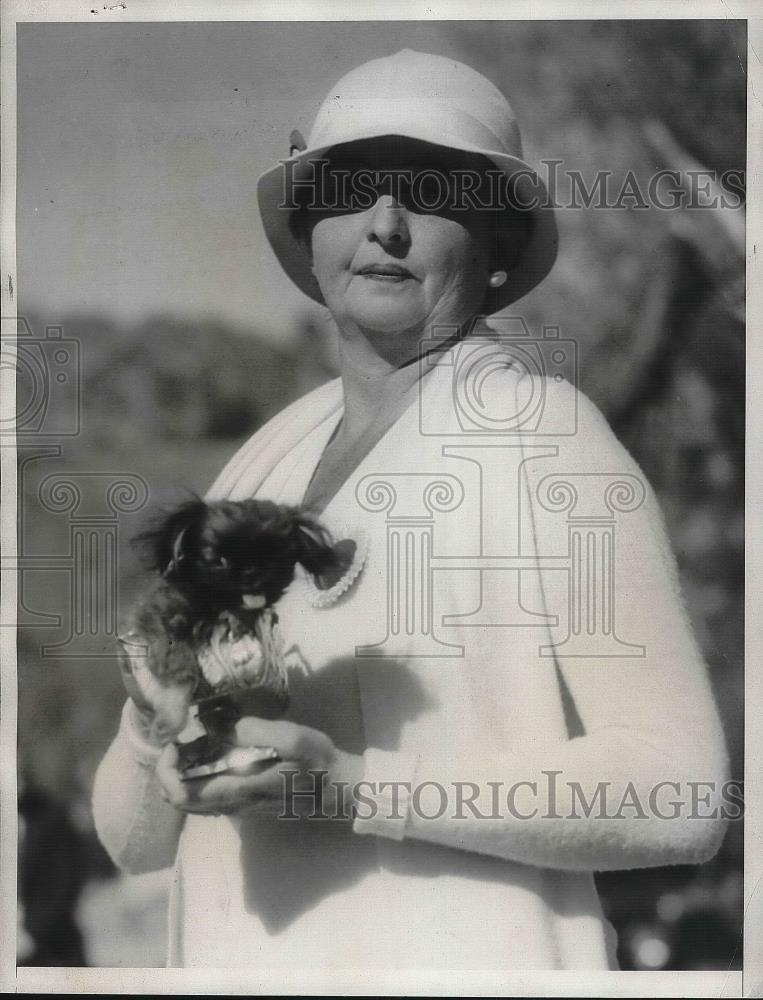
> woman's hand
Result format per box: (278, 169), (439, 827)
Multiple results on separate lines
(118, 630), (195, 748)
(156, 717), (364, 819)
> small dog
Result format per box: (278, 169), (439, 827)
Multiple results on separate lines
(119, 497), (343, 761)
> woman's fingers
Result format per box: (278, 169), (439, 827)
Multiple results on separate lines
(156, 743), (189, 808)
(155, 739), (301, 816)
(183, 767), (294, 815)
(234, 717), (301, 756)
(155, 716), (338, 819)
(233, 717), (333, 766)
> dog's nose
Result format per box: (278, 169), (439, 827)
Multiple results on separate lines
(242, 594), (266, 609)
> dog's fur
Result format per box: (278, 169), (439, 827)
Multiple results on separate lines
(124, 498), (341, 700)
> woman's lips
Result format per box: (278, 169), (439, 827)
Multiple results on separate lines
(362, 272), (410, 283)
(355, 264), (415, 283)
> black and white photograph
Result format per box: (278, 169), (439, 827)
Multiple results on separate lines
(1, 3), (758, 995)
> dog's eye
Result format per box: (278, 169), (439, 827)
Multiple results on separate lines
(201, 555), (230, 572)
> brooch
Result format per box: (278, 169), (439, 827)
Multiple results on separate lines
(302, 528), (368, 608)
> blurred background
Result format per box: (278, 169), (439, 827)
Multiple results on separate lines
(14, 19), (744, 970)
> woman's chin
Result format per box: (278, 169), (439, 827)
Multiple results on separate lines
(341, 300), (430, 338)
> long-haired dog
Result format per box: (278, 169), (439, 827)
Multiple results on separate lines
(119, 497), (343, 760)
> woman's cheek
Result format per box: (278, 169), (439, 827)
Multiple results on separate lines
(311, 255), (348, 308)
(434, 253), (487, 317)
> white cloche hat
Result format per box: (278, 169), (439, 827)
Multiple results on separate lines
(256, 49), (558, 312)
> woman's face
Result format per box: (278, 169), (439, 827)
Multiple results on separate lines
(307, 138), (496, 343)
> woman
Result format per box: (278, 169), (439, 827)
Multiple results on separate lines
(93, 50), (728, 971)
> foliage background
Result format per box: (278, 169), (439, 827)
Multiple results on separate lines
(15, 19), (745, 971)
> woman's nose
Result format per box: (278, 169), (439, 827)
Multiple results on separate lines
(365, 194), (410, 251)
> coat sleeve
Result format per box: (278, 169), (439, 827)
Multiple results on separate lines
(91, 383), (340, 872)
(92, 700), (185, 874)
(353, 377), (730, 871)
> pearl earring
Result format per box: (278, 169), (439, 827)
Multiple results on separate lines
(489, 271), (507, 289)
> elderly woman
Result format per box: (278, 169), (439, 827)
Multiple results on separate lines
(93, 50), (728, 971)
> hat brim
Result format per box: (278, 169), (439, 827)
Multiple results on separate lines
(256, 132), (558, 314)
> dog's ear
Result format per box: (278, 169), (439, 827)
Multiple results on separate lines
(246, 501), (337, 577)
(133, 497), (207, 577)
(164, 526), (189, 578)
(290, 515), (341, 580)
(156, 500), (209, 578)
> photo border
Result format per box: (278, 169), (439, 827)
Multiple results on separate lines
(1, 1), (758, 995)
